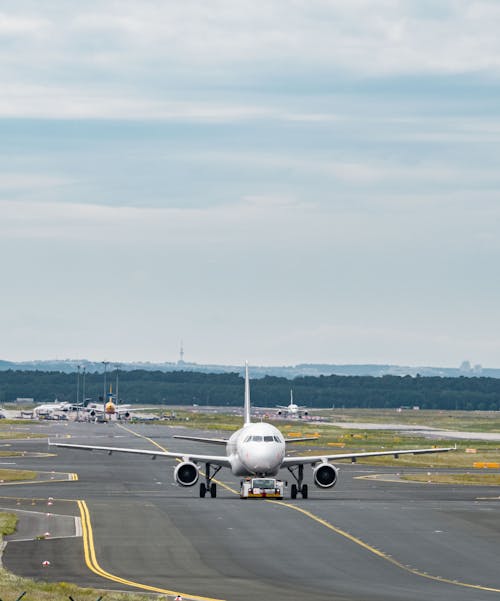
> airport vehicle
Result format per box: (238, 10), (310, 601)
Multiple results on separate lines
(240, 477), (284, 499)
(50, 363), (455, 499)
(276, 390), (308, 418)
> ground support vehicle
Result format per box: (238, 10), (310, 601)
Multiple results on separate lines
(240, 477), (284, 499)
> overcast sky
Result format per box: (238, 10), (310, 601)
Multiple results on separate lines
(1, 1), (500, 367)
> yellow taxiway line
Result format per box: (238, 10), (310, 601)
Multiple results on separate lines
(77, 499), (224, 601)
(267, 499), (500, 594)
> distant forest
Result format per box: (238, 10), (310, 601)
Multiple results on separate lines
(1, 369), (500, 411)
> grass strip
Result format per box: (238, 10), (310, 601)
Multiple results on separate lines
(401, 473), (500, 485)
(0, 469), (37, 482)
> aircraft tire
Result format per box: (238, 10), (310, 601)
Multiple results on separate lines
(301, 484), (308, 499)
(210, 482), (217, 498)
(291, 484), (297, 499)
(200, 483), (206, 498)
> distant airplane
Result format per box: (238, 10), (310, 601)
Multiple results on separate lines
(85, 386), (155, 420)
(276, 390), (308, 418)
(33, 400), (81, 417)
(50, 363), (455, 499)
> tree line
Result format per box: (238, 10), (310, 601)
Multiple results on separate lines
(0, 369), (500, 411)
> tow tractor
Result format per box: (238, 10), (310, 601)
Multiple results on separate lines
(240, 477), (284, 499)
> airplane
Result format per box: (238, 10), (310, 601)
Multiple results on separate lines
(276, 390), (308, 418)
(49, 363), (455, 499)
(84, 385), (153, 420)
(33, 400), (82, 417)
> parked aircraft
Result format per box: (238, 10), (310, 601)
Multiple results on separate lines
(33, 400), (81, 417)
(50, 364), (455, 499)
(276, 390), (308, 418)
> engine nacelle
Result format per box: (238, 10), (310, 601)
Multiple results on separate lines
(174, 461), (199, 487)
(303, 410), (308, 416)
(313, 463), (338, 488)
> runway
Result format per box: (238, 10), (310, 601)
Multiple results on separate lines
(0, 420), (499, 600)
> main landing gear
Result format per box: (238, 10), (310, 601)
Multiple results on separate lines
(199, 463), (221, 498)
(287, 464), (308, 499)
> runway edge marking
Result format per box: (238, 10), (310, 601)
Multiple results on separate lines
(267, 500), (500, 594)
(77, 500), (225, 601)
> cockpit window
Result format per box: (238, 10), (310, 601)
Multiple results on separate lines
(274, 436), (282, 443)
(244, 436), (251, 442)
(252, 435), (263, 442)
(264, 436), (274, 442)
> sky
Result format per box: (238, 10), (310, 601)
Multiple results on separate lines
(1, 1), (500, 367)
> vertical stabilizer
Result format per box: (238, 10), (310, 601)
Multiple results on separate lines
(244, 362), (252, 425)
(290, 389), (293, 405)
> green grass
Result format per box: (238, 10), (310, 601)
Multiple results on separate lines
(0, 450), (32, 457)
(0, 468), (37, 481)
(0, 511), (17, 535)
(400, 473), (500, 485)
(0, 512), (169, 600)
(0, 431), (47, 440)
(318, 408), (500, 432)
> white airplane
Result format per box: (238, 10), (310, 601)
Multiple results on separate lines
(276, 390), (308, 418)
(33, 400), (81, 417)
(50, 364), (455, 499)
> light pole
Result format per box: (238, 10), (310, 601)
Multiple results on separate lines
(76, 365), (81, 405)
(102, 361), (109, 404)
(114, 364), (120, 405)
(82, 366), (86, 405)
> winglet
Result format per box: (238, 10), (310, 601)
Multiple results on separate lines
(244, 361), (251, 426)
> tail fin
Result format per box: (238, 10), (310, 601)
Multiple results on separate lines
(244, 361), (251, 426)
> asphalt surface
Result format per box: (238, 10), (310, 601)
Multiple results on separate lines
(0, 419), (499, 600)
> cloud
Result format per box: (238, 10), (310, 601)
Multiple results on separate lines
(1, 2), (500, 121)
(0, 12), (49, 36)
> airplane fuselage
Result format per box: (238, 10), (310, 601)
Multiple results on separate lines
(226, 422), (285, 476)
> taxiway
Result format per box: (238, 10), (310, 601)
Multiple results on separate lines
(0, 420), (499, 600)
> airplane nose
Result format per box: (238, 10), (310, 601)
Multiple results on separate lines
(245, 445), (273, 471)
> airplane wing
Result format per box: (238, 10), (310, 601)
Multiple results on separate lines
(284, 437), (320, 443)
(173, 435), (228, 445)
(276, 406), (288, 410)
(48, 441), (232, 467)
(282, 445), (455, 466)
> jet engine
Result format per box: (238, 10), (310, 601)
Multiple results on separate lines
(313, 463), (338, 488)
(174, 461), (199, 487)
